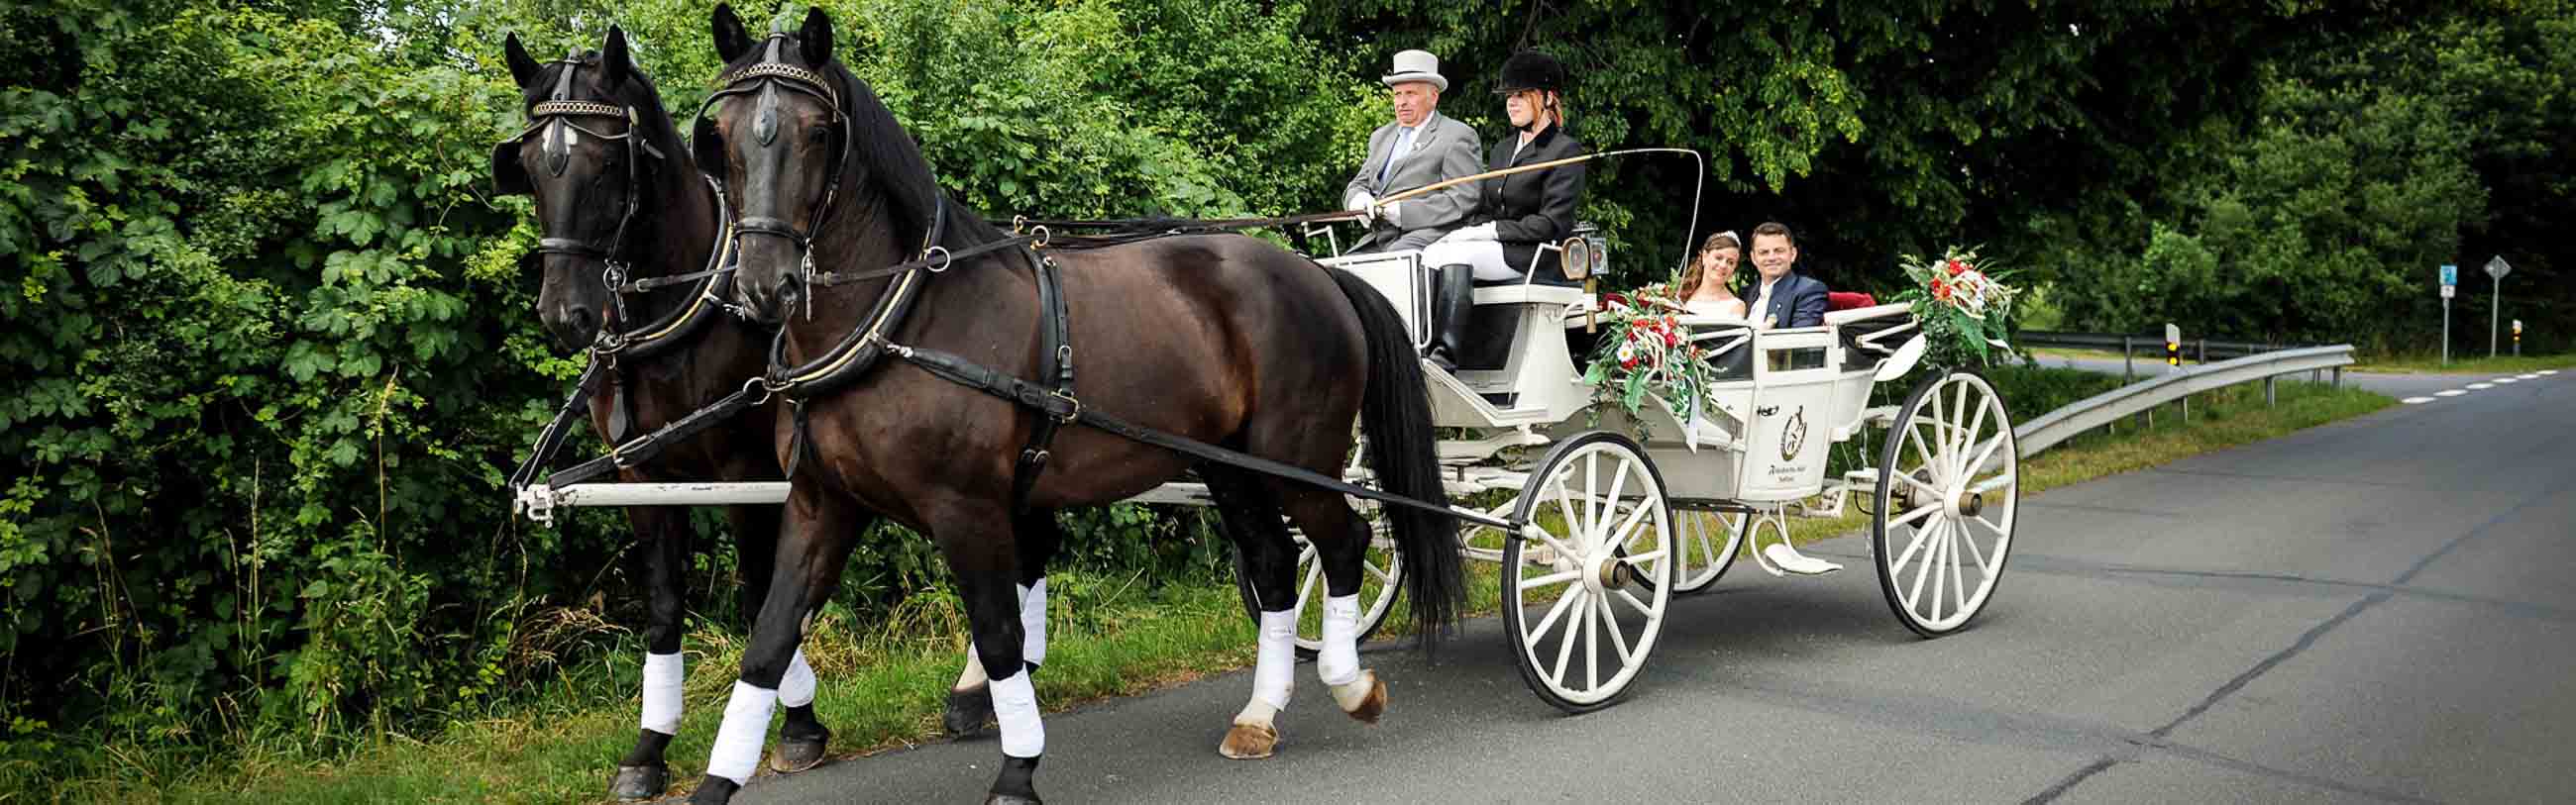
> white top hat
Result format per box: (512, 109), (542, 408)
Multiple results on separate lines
(1381, 50), (1449, 93)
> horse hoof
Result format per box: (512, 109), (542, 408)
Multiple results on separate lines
(945, 684), (995, 739)
(608, 764), (668, 800)
(1217, 722), (1278, 759)
(687, 776), (740, 805)
(1342, 673), (1390, 725)
(771, 734), (831, 773)
(984, 794), (1042, 805)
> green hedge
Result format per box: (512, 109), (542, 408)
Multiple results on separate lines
(0, 0), (1371, 760)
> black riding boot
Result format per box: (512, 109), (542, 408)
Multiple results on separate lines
(1425, 264), (1474, 371)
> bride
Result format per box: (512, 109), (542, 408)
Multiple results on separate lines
(1674, 231), (1756, 323)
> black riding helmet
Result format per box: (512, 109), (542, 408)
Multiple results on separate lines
(1493, 50), (1566, 95)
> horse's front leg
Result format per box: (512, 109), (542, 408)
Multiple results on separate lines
(609, 505), (692, 800)
(945, 508), (1062, 739)
(688, 490), (862, 804)
(728, 501), (845, 773)
(924, 499), (1045, 804)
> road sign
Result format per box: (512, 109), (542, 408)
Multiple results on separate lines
(2441, 264), (2458, 286)
(2486, 255), (2511, 279)
(2441, 285), (2455, 299)
(2489, 256), (2509, 357)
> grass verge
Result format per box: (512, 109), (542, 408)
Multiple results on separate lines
(2341, 352), (2574, 375)
(48, 369), (2391, 804)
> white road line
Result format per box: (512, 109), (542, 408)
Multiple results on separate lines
(2403, 397), (2437, 405)
(2468, 383), (2495, 390)
(2541, 369), (2560, 376)
(2517, 373), (2540, 379)
(2436, 390), (2468, 397)
(2493, 377), (2520, 384)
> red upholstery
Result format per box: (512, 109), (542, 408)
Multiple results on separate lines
(1827, 291), (1878, 311)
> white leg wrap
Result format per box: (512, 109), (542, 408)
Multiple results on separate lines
(1317, 593), (1362, 686)
(639, 652), (684, 734)
(1019, 578), (1048, 667)
(990, 669), (1044, 757)
(779, 649), (816, 708)
(706, 680), (779, 784)
(1330, 671), (1377, 713)
(956, 643), (988, 690)
(1233, 696), (1280, 728)
(1251, 608), (1297, 711)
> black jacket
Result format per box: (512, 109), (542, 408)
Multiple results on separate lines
(1468, 125), (1586, 282)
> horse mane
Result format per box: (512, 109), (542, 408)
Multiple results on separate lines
(819, 59), (1010, 251)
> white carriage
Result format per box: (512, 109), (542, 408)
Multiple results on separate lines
(1267, 236), (2023, 712)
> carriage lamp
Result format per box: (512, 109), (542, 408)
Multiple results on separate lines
(2165, 340), (2181, 367)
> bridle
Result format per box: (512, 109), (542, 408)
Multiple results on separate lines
(499, 52), (670, 329)
(497, 52), (749, 361)
(692, 35), (851, 294)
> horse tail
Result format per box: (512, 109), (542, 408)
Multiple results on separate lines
(1325, 267), (1466, 648)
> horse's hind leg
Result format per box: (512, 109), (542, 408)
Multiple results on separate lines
(920, 498), (1044, 804)
(729, 502), (846, 773)
(946, 508), (1062, 739)
(1277, 485), (1390, 723)
(687, 489), (864, 804)
(610, 506), (691, 800)
(1203, 465), (1301, 759)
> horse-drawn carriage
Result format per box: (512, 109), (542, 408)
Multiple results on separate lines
(1170, 237), (2022, 712)
(499, 14), (2017, 799)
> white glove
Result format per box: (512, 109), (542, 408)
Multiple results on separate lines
(1371, 200), (1402, 227)
(1344, 190), (1377, 212)
(1449, 222), (1497, 242)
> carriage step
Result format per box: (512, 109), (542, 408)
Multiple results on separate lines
(1760, 543), (1843, 576)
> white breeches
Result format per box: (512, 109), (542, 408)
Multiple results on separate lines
(1418, 240), (1521, 282)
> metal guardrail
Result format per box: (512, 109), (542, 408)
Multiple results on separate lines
(2011, 344), (2356, 457)
(2019, 330), (2309, 362)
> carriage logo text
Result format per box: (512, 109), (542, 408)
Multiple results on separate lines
(1780, 407), (1808, 461)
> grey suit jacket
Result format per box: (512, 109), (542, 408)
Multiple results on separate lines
(1342, 111), (1483, 252)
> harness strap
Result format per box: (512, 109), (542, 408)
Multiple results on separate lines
(542, 381), (769, 489)
(1008, 251), (1074, 513)
(888, 343), (1508, 529)
(807, 231), (1041, 287)
(509, 360), (607, 490)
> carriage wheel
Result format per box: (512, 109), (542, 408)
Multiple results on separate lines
(1504, 432), (1675, 713)
(1234, 521), (1402, 659)
(1671, 508), (1750, 594)
(1871, 368), (2018, 638)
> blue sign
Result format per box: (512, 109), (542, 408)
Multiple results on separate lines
(2440, 264), (2458, 286)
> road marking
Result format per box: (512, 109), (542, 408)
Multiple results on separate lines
(2402, 396), (2436, 404)
(2435, 389), (2467, 397)
(2467, 383), (2494, 390)
(2518, 373), (2540, 379)
(2541, 369), (2559, 376)
(2493, 377), (2519, 384)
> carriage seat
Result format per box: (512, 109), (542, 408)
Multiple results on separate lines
(1451, 284), (1589, 372)
(1827, 291), (1878, 312)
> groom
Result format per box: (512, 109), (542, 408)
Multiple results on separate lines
(1743, 221), (1829, 328)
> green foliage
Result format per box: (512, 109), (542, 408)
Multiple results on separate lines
(0, 0), (1357, 771)
(2046, 2), (2576, 353)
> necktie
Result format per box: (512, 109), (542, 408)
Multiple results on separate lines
(1377, 126), (1417, 186)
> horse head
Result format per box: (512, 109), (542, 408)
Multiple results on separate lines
(493, 26), (674, 351)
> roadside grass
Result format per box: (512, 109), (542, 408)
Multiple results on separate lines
(2342, 352), (2574, 375)
(49, 368), (2392, 804)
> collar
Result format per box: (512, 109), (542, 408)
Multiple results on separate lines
(1511, 124), (1560, 163)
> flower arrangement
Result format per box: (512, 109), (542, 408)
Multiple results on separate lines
(1580, 287), (1721, 431)
(1894, 246), (2020, 368)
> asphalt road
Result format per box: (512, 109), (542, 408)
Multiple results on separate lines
(730, 368), (2573, 803)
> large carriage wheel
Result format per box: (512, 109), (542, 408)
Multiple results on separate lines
(1234, 516), (1403, 659)
(1671, 508), (1751, 594)
(1871, 368), (2018, 637)
(1504, 432), (1676, 713)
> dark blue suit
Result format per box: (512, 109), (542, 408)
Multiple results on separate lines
(1745, 271), (1829, 329)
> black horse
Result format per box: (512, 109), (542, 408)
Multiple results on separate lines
(492, 28), (832, 800)
(676, 6), (1466, 803)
